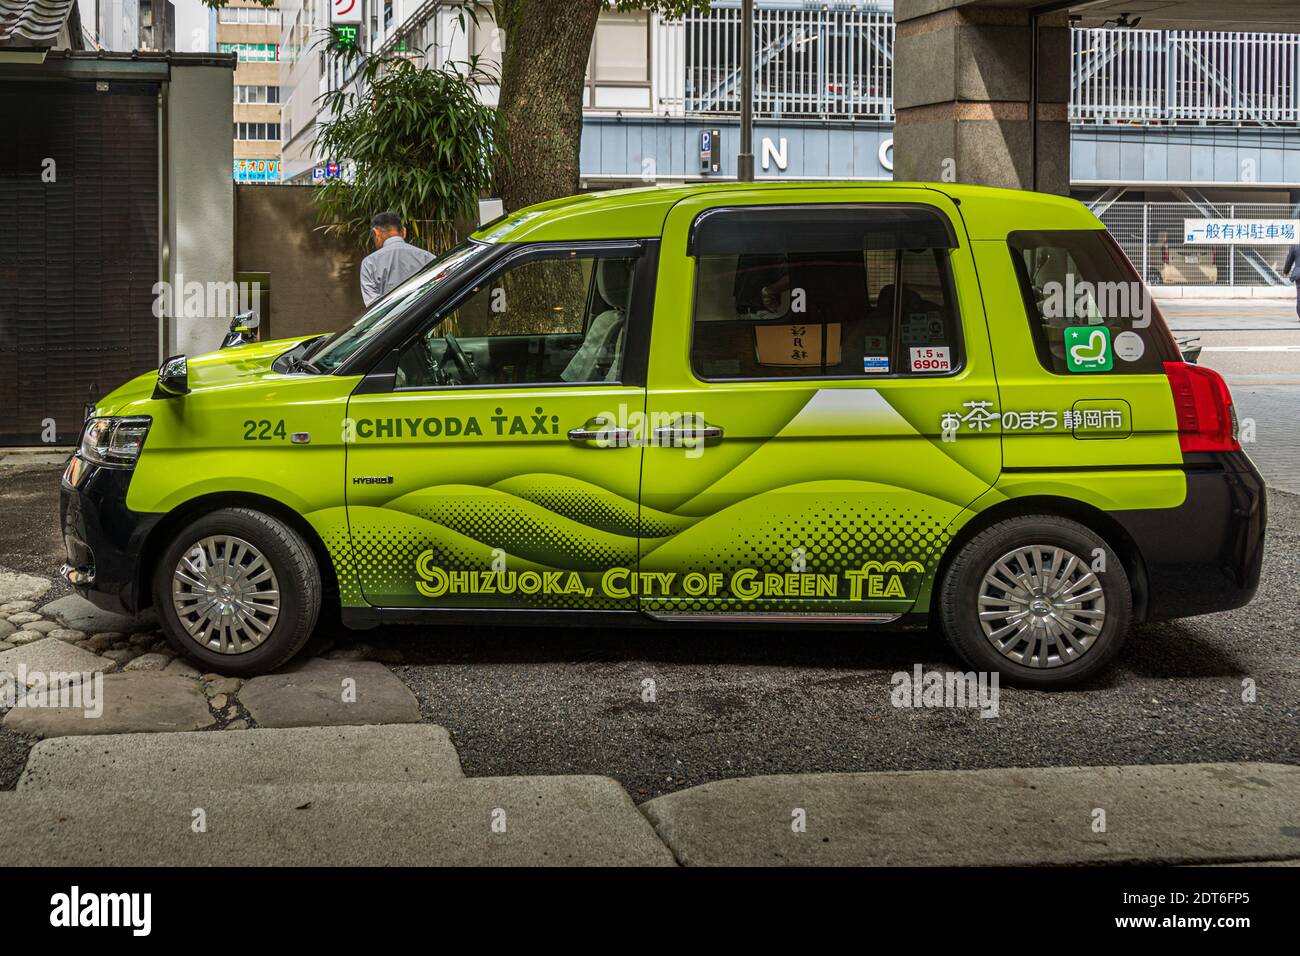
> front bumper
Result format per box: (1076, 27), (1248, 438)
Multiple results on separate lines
(60, 455), (162, 616)
(1112, 451), (1266, 622)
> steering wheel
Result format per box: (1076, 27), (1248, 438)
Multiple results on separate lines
(443, 334), (479, 384)
(413, 334), (446, 386)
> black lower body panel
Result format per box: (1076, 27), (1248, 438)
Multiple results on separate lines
(1112, 451), (1266, 622)
(60, 457), (162, 616)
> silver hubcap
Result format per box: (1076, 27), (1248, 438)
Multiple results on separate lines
(172, 535), (280, 655)
(977, 544), (1106, 669)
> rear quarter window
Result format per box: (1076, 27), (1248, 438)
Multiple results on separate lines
(1007, 230), (1180, 375)
(689, 205), (963, 381)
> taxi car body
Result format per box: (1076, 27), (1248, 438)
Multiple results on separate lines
(60, 182), (1265, 686)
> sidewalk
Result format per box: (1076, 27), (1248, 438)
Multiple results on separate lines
(1157, 296), (1298, 331)
(2, 724), (1296, 866)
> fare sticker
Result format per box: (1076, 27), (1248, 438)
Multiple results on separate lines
(910, 346), (951, 373)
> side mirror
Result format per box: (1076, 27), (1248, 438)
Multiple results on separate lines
(221, 310), (260, 349)
(153, 354), (190, 399)
(230, 310), (260, 333)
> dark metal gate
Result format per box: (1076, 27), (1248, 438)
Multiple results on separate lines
(0, 79), (160, 445)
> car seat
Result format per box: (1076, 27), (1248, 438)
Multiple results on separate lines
(561, 258), (634, 383)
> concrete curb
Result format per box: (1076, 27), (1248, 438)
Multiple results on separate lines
(639, 763), (1300, 866)
(7, 725), (1297, 866)
(18, 724), (464, 791)
(0, 778), (675, 866)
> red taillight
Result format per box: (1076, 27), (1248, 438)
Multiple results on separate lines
(1164, 361), (1240, 453)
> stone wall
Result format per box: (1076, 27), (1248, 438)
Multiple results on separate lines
(234, 184), (366, 341)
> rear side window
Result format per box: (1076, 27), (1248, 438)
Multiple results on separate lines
(689, 205), (962, 380)
(1008, 230), (1179, 375)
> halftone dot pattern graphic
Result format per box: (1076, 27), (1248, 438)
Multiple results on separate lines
(641, 492), (952, 612)
(492, 474), (692, 539)
(344, 506), (625, 609)
(309, 509), (365, 606)
(334, 481), (953, 613)
(404, 494), (637, 570)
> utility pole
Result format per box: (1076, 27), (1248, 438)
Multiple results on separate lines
(737, 0), (755, 181)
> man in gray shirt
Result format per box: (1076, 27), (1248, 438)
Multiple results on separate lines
(360, 212), (435, 306)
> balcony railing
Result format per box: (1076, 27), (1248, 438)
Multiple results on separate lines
(1072, 29), (1300, 126)
(385, 1), (1300, 127)
(657, 1), (894, 120)
(655, 3), (1299, 127)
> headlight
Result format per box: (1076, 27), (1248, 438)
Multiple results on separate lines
(78, 417), (152, 467)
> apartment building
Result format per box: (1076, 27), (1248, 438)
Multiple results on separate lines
(218, 0), (284, 182)
(76, 0), (177, 52)
(278, 0), (329, 181)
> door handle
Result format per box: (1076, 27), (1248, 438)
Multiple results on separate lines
(567, 426), (634, 445)
(653, 424), (724, 443)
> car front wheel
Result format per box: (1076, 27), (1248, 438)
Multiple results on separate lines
(153, 507), (321, 676)
(939, 515), (1132, 688)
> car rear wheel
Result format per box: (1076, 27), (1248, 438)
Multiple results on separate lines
(938, 516), (1132, 688)
(153, 507), (321, 676)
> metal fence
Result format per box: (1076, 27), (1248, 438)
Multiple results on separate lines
(1071, 29), (1300, 126)
(1097, 203), (1298, 288)
(675, 1), (894, 120)
(660, 4), (1299, 126)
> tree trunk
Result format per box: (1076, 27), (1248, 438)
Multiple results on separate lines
(493, 0), (603, 212)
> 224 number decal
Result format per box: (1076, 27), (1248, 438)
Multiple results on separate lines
(243, 419), (287, 441)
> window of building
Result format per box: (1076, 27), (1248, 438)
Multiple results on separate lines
(396, 251), (639, 389)
(219, 7), (282, 25)
(1007, 230), (1180, 375)
(235, 85), (281, 104)
(234, 122), (282, 141)
(588, 11), (649, 84)
(689, 206), (961, 380)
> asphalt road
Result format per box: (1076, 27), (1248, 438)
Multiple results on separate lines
(2, 454), (1297, 801)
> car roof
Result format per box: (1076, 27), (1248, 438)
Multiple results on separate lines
(470, 181), (1103, 245)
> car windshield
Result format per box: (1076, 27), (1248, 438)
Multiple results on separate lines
(308, 240), (491, 373)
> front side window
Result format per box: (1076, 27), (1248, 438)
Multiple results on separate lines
(395, 251), (638, 389)
(1008, 230), (1179, 375)
(690, 205), (961, 380)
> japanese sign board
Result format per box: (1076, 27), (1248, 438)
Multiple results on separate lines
(1184, 219), (1300, 245)
(331, 0), (362, 25)
(233, 159), (281, 184)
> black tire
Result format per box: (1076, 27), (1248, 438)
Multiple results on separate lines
(938, 515), (1132, 689)
(152, 507), (321, 676)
